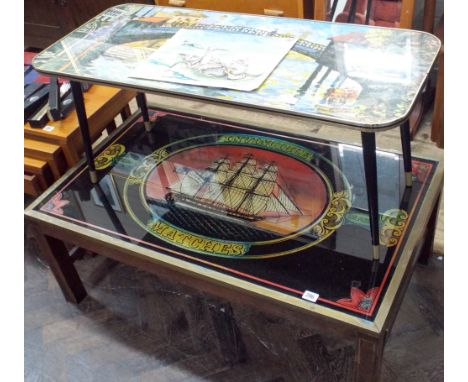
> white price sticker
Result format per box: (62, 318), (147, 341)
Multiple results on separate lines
(43, 125), (55, 132)
(302, 290), (319, 303)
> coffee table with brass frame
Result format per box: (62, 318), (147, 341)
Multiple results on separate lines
(28, 4), (442, 381)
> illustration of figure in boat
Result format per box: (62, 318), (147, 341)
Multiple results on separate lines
(164, 154), (303, 224)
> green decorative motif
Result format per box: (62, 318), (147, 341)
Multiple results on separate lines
(380, 209), (409, 247)
(345, 208), (409, 247)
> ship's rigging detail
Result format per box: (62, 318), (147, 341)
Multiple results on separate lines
(165, 154), (303, 222)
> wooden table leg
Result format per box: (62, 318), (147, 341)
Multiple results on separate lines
(35, 226), (87, 304)
(355, 333), (385, 382)
(208, 301), (247, 365)
(418, 192), (442, 264)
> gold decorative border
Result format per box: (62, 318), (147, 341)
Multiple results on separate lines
(312, 191), (352, 238)
(379, 209), (409, 247)
(123, 138), (352, 258)
(94, 144), (126, 170)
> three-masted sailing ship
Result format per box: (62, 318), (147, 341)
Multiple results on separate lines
(165, 154), (303, 223)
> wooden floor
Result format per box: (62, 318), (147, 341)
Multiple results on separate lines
(24, 216), (443, 382)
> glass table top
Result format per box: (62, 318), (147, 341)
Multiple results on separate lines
(32, 4), (440, 130)
(34, 109), (438, 321)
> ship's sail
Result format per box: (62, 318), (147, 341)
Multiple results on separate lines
(172, 168), (204, 197)
(167, 155), (302, 221)
(209, 155), (256, 210)
(236, 163), (276, 215)
(199, 158), (230, 203)
(266, 188), (301, 215)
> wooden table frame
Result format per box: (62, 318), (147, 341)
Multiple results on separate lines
(24, 112), (444, 382)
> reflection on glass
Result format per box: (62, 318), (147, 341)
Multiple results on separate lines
(91, 174), (122, 212)
(326, 0), (404, 27)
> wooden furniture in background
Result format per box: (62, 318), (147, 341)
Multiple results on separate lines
(24, 174), (43, 197)
(156, 0), (313, 18)
(24, 86), (135, 166)
(24, 86), (136, 197)
(313, 0), (415, 28)
(24, 139), (67, 180)
(313, 0), (436, 139)
(423, 0), (436, 33)
(422, 0), (443, 148)
(431, 14), (443, 148)
(24, 0), (154, 49)
(24, 157), (54, 193)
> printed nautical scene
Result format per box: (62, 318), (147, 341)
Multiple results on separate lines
(32, 3), (440, 127)
(131, 29), (297, 91)
(144, 145), (329, 239)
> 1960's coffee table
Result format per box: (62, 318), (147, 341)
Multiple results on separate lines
(31, 4), (440, 260)
(25, 107), (443, 381)
(27, 4), (443, 380)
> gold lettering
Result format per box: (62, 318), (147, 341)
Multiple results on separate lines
(218, 135), (313, 162)
(148, 220), (247, 256)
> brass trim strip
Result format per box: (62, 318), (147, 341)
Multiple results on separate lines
(373, 158), (444, 332)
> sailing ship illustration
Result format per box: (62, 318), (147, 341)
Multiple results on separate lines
(164, 154), (303, 223)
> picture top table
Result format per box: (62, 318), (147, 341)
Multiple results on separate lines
(32, 4), (440, 131)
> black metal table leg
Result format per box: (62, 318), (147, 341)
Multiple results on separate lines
(70, 81), (98, 183)
(365, 0), (373, 25)
(361, 132), (380, 260)
(400, 120), (413, 187)
(136, 92), (152, 132)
